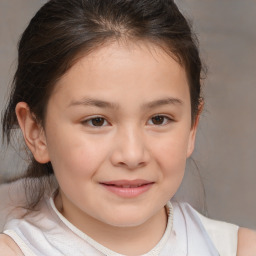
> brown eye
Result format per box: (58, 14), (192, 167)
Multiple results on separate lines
(91, 117), (105, 126)
(152, 116), (164, 125)
(82, 117), (108, 127)
(148, 115), (171, 125)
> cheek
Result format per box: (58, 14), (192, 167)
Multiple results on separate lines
(149, 130), (191, 193)
(46, 129), (108, 179)
(151, 131), (191, 169)
(156, 142), (187, 184)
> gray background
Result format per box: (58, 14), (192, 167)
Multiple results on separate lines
(0, 1), (256, 229)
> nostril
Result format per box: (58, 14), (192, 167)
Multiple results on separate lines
(110, 137), (150, 169)
(119, 160), (147, 170)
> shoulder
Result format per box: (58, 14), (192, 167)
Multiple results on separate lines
(176, 202), (239, 255)
(0, 234), (24, 256)
(237, 227), (256, 256)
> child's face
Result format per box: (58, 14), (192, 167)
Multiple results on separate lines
(42, 41), (197, 227)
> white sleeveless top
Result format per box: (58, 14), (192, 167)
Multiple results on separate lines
(0, 180), (239, 256)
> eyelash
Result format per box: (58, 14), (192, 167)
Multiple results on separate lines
(81, 114), (173, 128)
(147, 115), (173, 126)
(81, 116), (110, 127)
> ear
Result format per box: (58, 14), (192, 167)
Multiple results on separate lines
(16, 102), (50, 164)
(186, 101), (204, 157)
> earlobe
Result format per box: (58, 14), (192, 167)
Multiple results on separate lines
(15, 102), (50, 164)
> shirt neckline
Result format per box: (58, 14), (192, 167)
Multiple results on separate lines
(49, 195), (173, 256)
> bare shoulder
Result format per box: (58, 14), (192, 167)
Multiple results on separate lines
(237, 227), (256, 256)
(0, 234), (23, 256)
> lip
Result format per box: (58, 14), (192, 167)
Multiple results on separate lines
(100, 179), (154, 198)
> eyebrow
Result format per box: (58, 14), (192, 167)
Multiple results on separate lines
(68, 98), (119, 109)
(142, 97), (183, 109)
(68, 97), (183, 109)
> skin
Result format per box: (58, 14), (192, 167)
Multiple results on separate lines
(237, 228), (256, 255)
(17, 41), (197, 254)
(0, 234), (23, 256)
(0, 40), (255, 255)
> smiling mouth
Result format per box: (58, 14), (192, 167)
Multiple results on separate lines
(103, 183), (148, 188)
(100, 180), (154, 197)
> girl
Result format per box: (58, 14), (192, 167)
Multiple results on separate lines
(0, 0), (256, 255)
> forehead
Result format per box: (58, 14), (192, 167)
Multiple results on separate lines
(50, 40), (190, 106)
(76, 40), (184, 77)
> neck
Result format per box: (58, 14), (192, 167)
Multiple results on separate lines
(55, 193), (168, 255)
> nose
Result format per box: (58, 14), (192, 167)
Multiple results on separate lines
(110, 126), (150, 170)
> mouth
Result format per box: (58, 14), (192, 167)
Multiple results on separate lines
(99, 179), (154, 198)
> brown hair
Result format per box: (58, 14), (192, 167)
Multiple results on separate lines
(2, 0), (204, 209)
